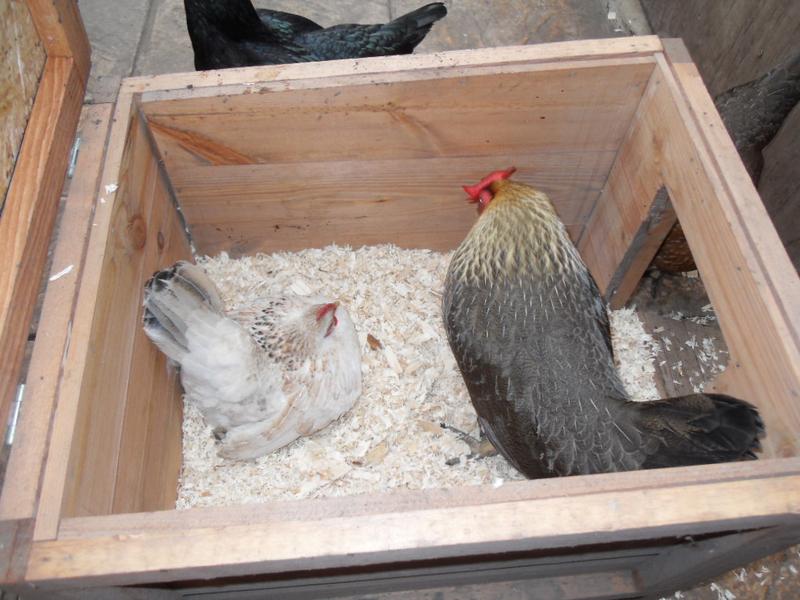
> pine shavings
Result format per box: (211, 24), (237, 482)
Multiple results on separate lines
(176, 245), (661, 510)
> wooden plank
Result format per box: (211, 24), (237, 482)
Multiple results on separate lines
(651, 47), (800, 458)
(0, 519), (34, 584)
(637, 526), (800, 596)
(113, 121), (191, 514)
(170, 152), (612, 256)
(0, 0), (46, 214)
(59, 105), (189, 520)
(577, 68), (677, 307)
(26, 0), (91, 83)
(53, 458), (800, 540)
(23, 474), (800, 587)
(0, 105), (113, 522)
(142, 59), (653, 168)
(122, 36), (663, 97)
(58, 111), (156, 521)
(0, 57), (84, 451)
(601, 187), (675, 309)
(32, 92), (137, 542)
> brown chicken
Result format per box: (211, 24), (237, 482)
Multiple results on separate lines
(442, 168), (764, 478)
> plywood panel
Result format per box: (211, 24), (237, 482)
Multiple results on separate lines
(0, 0), (46, 213)
(143, 60), (653, 168)
(0, 57), (84, 446)
(24, 474), (800, 586)
(172, 151), (613, 256)
(61, 108), (190, 520)
(113, 154), (191, 514)
(0, 105), (113, 522)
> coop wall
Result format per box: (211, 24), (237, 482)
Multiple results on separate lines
(139, 58), (655, 257)
(0, 0), (46, 213)
(61, 106), (191, 520)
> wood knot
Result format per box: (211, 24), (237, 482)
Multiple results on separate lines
(127, 215), (147, 250)
(157, 231), (165, 250)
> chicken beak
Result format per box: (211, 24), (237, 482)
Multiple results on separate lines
(316, 302), (340, 337)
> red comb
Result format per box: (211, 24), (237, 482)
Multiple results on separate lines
(463, 167), (517, 202)
(316, 302), (338, 321)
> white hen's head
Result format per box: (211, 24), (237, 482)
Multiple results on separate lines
(249, 295), (359, 370)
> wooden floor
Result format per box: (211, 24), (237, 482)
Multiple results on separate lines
(7, 0), (797, 597)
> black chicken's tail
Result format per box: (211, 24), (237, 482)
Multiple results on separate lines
(634, 393), (764, 469)
(142, 261), (225, 363)
(385, 3), (448, 54)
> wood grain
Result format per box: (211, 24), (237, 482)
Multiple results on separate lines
(32, 92), (138, 542)
(143, 59), (653, 167)
(121, 36), (663, 97)
(578, 68), (677, 308)
(653, 46), (800, 458)
(141, 57), (652, 257)
(24, 474), (800, 586)
(171, 151), (612, 256)
(60, 108), (191, 521)
(0, 57), (84, 454)
(26, 0), (91, 83)
(0, 105), (113, 522)
(56, 458), (800, 540)
(0, 0), (46, 214)
(112, 119), (191, 514)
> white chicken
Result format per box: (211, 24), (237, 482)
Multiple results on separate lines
(142, 261), (362, 460)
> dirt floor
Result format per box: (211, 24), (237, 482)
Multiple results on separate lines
(9, 1), (796, 598)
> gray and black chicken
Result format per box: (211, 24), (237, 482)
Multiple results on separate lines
(442, 168), (765, 478)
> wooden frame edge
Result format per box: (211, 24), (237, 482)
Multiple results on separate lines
(22, 473), (800, 587)
(0, 105), (114, 524)
(30, 92), (138, 542)
(0, 57), (85, 449)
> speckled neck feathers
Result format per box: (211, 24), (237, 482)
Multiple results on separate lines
(448, 181), (585, 287)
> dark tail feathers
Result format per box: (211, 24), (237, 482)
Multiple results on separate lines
(386, 3), (447, 52)
(142, 261), (224, 361)
(636, 393), (764, 469)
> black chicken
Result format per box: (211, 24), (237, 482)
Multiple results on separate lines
(442, 168), (764, 478)
(184, 0), (448, 71)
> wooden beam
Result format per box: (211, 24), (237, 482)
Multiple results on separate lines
(26, 0), (91, 83)
(0, 57), (85, 452)
(31, 92), (137, 542)
(0, 105), (113, 523)
(577, 67), (677, 307)
(652, 43), (800, 458)
(122, 36), (663, 98)
(23, 474), (800, 587)
(0, 518), (34, 584)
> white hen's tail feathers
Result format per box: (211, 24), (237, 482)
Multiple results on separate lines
(142, 261), (228, 362)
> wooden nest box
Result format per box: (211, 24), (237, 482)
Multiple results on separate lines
(1, 24), (799, 599)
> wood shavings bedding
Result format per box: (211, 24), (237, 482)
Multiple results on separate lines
(176, 244), (660, 510)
